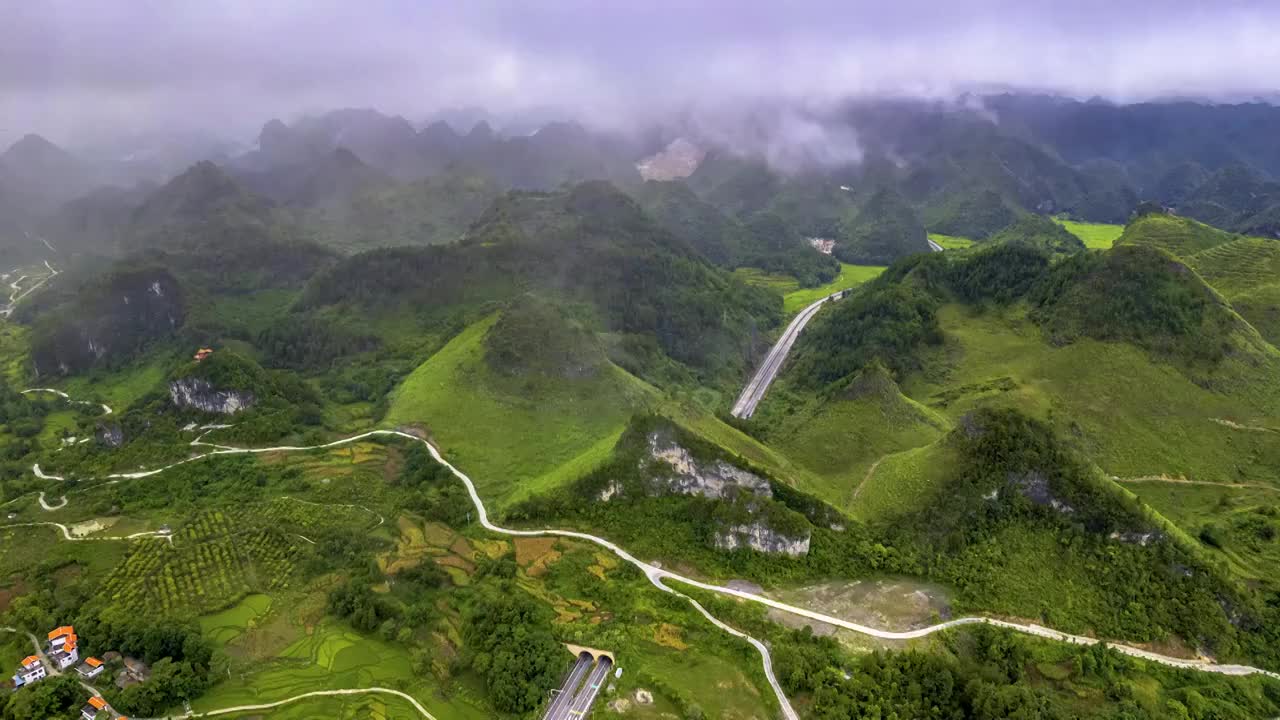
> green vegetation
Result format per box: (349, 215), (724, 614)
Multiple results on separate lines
(755, 363), (951, 509)
(300, 181), (782, 379)
(1030, 244), (1265, 371)
(384, 314), (658, 506)
(1186, 236), (1280, 346)
(309, 173), (502, 251)
(1125, 481), (1280, 583)
(6, 115), (1280, 719)
(924, 188), (1021, 239)
(461, 584), (564, 713)
(781, 263), (885, 315)
(837, 187), (931, 264)
(928, 232), (975, 250)
(28, 266), (186, 374)
(1117, 212), (1239, 258)
(850, 439), (956, 522)
(787, 270), (943, 388)
(1059, 218), (1124, 249)
(987, 214), (1085, 255)
(690, 584), (1280, 720)
(483, 295), (606, 379)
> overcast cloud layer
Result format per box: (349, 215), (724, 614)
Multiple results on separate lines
(4, 0), (1280, 148)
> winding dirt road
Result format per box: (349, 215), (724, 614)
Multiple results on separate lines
(1, 260), (58, 318)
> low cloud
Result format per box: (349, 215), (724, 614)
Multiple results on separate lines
(3, 1), (1278, 149)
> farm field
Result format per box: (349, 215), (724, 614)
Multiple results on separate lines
(1, 433), (782, 718)
(1058, 219), (1124, 249)
(781, 263), (885, 315)
(927, 233), (975, 250)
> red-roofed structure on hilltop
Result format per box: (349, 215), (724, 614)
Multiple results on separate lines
(194, 347), (214, 361)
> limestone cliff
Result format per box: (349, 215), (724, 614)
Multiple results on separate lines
(168, 377), (256, 415)
(715, 522), (811, 557)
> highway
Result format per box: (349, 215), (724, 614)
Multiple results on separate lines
(560, 656), (612, 719)
(730, 238), (945, 420)
(730, 291), (843, 419)
(542, 653), (594, 720)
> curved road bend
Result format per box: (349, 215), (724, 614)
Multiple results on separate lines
(29, 429), (1280, 719)
(731, 291), (843, 419)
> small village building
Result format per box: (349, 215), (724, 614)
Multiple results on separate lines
(48, 626), (79, 670)
(78, 656), (105, 679)
(80, 695), (108, 720)
(12, 656), (45, 687)
(194, 347), (214, 362)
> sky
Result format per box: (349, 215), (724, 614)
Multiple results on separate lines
(3, 0), (1280, 148)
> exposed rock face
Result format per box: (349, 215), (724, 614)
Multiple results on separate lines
(715, 522), (811, 557)
(1010, 471), (1075, 514)
(636, 138), (705, 181)
(30, 268), (185, 376)
(645, 432), (772, 500)
(1109, 530), (1161, 546)
(169, 378), (256, 414)
(95, 422), (124, 448)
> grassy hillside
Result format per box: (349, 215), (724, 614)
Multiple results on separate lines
(383, 314), (659, 507)
(904, 303), (1280, 489)
(987, 214), (1085, 255)
(1187, 237), (1280, 345)
(1116, 212), (1240, 258)
(760, 362), (951, 509)
(767, 238), (1280, 526)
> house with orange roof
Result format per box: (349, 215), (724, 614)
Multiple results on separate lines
(12, 655), (45, 686)
(194, 347), (214, 361)
(47, 625), (79, 670)
(77, 656), (105, 679)
(80, 695), (108, 720)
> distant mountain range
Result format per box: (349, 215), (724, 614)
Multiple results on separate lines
(5, 94), (1280, 267)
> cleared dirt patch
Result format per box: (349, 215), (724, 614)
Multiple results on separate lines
(774, 577), (953, 633)
(515, 537), (559, 567)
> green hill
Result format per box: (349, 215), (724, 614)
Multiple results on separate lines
(634, 181), (838, 286)
(1030, 244), (1265, 370)
(923, 188), (1021, 240)
(986, 214), (1085, 255)
(301, 181), (781, 379)
(384, 314), (659, 506)
(756, 361), (951, 508)
(307, 172), (502, 251)
(837, 187), (931, 264)
(1186, 237), (1280, 345)
(1116, 212), (1240, 258)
